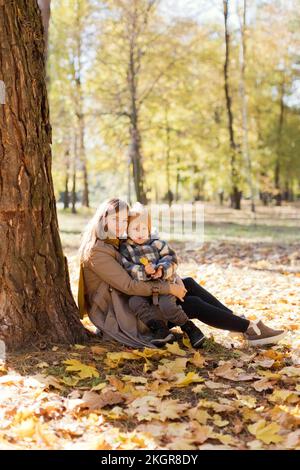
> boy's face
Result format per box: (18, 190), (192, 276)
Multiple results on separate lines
(128, 218), (149, 244)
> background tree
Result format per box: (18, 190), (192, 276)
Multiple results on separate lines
(48, 0), (300, 207)
(0, 0), (87, 350)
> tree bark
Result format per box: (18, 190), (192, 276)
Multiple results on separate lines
(223, 0), (242, 210)
(274, 78), (285, 206)
(63, 149), (70, 210)
(0, 0), (87, 350)
(71, 0), (89, 208)
(127, 5), (147, 204)
(72, 132), (78, 214)
(239, 0), (255, 213)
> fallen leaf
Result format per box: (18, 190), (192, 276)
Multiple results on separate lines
(248, 420), (283, 444)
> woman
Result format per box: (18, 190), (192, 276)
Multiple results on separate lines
(78, 198), (285, 348)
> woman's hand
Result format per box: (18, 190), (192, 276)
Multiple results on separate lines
(174, 274), (186, 289)
(169, 282), (187, 302)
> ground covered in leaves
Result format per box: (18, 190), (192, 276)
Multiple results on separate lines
(0, 204), (299, 450)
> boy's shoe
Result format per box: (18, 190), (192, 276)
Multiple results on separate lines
(244, 320), (286, 346)
(147, 319), (175, 346)
(181, 320), (205, 348)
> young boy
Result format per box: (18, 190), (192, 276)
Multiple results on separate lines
(120, 203), (205, 348)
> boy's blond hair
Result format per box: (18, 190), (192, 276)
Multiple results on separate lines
(128, 202), (152, 234)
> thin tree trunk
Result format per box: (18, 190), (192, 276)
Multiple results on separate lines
(78, 110), (89, 207)
(72, 132), (78, 214)
(127, 8), (147, 204)
(0, 0), (87, 350)
(223, 0), (242, 210)
(274, 78), (285, 206)
(64, 149), (70, 210)
(239, 0), (255, 214)
(165, 106), (172, 206)
(175, 154), (180, 202)
(73, 0), (89, 208)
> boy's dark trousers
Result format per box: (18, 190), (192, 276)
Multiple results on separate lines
(129, 294), (188, 326)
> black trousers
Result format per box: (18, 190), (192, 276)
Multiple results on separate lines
(173, 277), (250, 333)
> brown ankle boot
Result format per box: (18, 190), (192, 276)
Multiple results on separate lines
(244, 320), (286, 346)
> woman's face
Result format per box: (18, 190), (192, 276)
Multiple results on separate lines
(106, 209), (128, 238)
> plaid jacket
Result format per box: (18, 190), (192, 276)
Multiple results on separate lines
(119, 237), (178, 282)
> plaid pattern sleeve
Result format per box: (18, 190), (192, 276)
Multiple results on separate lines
(119, 242), (149, 281)
(152, 239), (178, 280)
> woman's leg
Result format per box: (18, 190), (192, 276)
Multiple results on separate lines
(182, 277), (233, 313)
(178, 295), (250, 333)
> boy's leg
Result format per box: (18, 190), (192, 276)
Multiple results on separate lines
(159, 295), (206, 348)
(158, 295), (188, 326)
(129, 296), (174, 346)
(129, 296), (160, 325)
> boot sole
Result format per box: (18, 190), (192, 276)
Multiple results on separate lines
(151, 333), (175, 346)
(247, 331), (286, 346)
(192, 336), (206, 348)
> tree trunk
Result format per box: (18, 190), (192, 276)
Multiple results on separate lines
(129, 124), (147, 204)
(38, 0), (51, 57)
(72, 132), (78, 214)
(127, 18), (147, 204)
(239, 0), (255, 213)
(175, 154), (180, 202)
(72, 0), (89, 208)
(63, 149), (70, 210)
(274, 78), (285, 206)
(0, 0), (87, 350)
(223, 0), (242, 210)
(165, 106), (172, 206)
(78, 109), (89, 208)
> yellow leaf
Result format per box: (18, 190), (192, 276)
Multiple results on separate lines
(192, 384), (205, 393)
(182, 336), (192, 349)
(242, 408), (261, 423)
(258, 370), (281, 380)
(165, 342), (187, 356)
(159, 357), (188, 374)
(211, 432), (236, 446)
(213, 414), (229, 427)
(268, 390), (299, 404)
(12, 417), (37, 439)
(188, 407), (210, 424)
(105, 351), (140, 368)
(60, 376), (80, 386)
(248, 420), (283, 444)
(64, 359), (99, 379)
(189, 351), (206, 368)
(148, 380), (171, 397)
(91, 382), (107, 391)
(122, 375), (148, 384)
(173, 372), (205, 388)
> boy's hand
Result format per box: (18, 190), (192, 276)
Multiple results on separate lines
(151, 266), (163, 279)
(145, 263), (156, 275)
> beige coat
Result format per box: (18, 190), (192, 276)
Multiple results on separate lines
(82, 238), (172, 348)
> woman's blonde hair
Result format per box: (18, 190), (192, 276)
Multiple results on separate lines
(78, 198), (129, 263)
